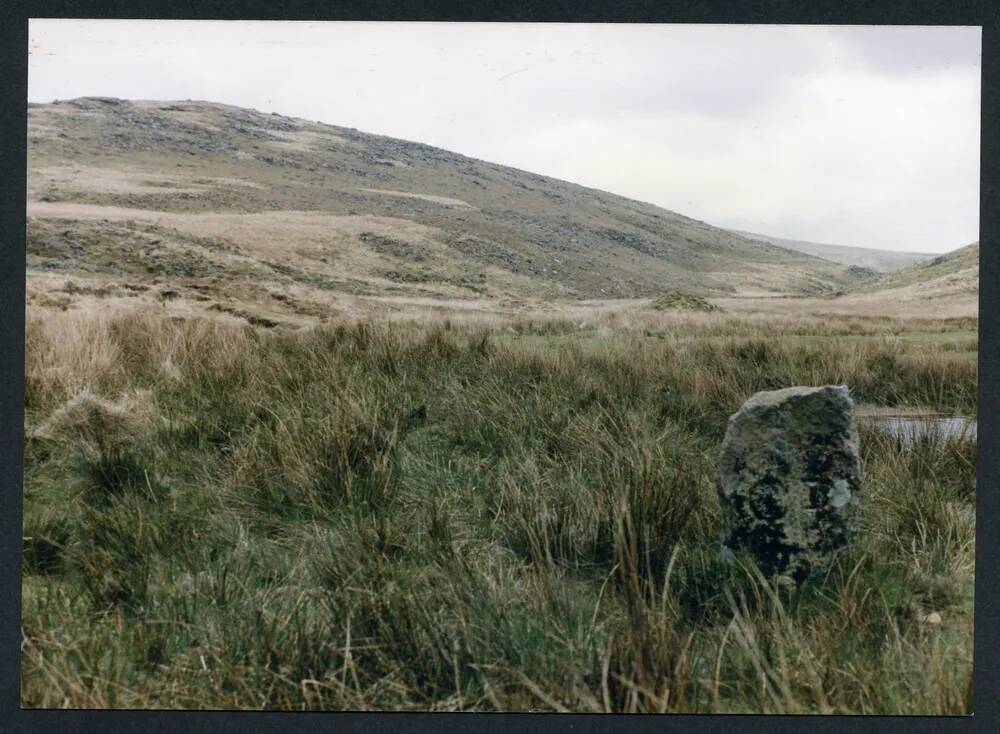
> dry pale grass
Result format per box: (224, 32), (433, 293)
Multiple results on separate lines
(24, 276), (979, 349)
(269, 128), (350, 151)
(26, 201), (467, 296)
(25, 307), (257, 410)
(715, 292), (978, 321)
(358, 188), (475, 209)
(25, 310), (125, 407)
(29, 165), (208, 197)
(26, 201), (439, 259)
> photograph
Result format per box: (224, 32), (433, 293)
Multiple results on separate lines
(21, 20), (980, 713)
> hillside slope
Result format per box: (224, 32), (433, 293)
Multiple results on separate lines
(27, 97), (874, 324)
(864, 242), (979, 299)
(732, 230), (934, 274)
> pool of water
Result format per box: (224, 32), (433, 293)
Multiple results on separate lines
(864, 415), (977, 447)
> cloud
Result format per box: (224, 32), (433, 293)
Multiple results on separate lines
(822, 24), (982, 76)
(28, 21), (980, 252)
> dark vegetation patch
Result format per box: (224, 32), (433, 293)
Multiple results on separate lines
(650, 291), (722, 312)
(262, 260), (377, 295)
(26, 217), (257, 282)
(359, 231), (429, 262)
(207, 302), (280, 328)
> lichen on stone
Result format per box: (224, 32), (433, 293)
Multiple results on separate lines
(717, 385), (862, 582)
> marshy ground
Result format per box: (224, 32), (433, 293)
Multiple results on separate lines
(21, 301), (976, 713)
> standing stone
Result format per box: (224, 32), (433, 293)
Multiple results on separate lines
(718, 385), (862, 582)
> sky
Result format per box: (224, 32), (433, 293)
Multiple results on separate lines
(28, 21), (981, 253)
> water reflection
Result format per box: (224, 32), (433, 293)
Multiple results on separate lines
(864, 415), (977, 448)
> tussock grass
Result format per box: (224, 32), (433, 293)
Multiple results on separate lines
(21, 307), (976, 712)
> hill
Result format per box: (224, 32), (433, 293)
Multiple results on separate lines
(863, 242), (979, 298)
(26, 97), (875, 325)
(731, 230), (934, 274)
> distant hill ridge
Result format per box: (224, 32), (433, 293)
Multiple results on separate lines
(731, 230), (936, 274)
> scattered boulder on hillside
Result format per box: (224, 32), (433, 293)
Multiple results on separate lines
(38, 235), (84, 258)
(717, 385), (862, 583)
(649, 291), (721, 312)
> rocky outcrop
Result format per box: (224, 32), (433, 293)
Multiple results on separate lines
(718, 385), (862, 582)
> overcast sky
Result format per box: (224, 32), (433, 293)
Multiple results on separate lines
(28, 20), (981, 253)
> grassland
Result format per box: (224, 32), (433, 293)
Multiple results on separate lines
(21, 304), (976, 713)
(21, 95), (979, 714)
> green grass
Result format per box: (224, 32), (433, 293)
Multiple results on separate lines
(21, 310), (976, 712)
